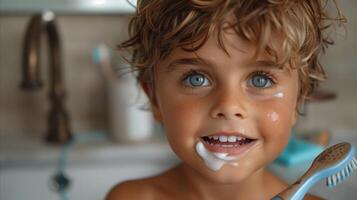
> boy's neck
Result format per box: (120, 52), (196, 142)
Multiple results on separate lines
(177, 163), (284, 200)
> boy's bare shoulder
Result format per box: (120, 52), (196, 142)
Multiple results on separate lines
(105, 167), (177, 200)
(105, 178), (162, 200)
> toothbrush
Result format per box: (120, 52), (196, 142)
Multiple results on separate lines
(271, 142), (357, 200)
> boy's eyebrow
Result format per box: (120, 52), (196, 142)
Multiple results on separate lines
(165, 57), (210, 71)
(248, 60), (281, 69)
(165, 58), (284, 71)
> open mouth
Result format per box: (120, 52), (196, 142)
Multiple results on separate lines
(201, 135), (255, 147)
(200, 135), (258, 155)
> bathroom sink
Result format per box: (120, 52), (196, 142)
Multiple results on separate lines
(0, 132), (179, 200)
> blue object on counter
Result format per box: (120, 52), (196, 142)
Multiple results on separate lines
(53, 131), (109, 200)
(275, 136), (324, 166)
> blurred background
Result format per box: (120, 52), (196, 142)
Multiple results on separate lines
(0, 0), (356, 199)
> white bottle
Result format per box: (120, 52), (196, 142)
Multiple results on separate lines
(108, 71), (153, 143)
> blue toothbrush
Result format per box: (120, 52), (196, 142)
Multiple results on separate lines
(272, 142), (357, 200)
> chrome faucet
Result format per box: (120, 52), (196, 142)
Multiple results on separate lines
(21, 11), (72, 144)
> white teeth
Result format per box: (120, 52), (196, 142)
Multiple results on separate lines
(219, 136), (228, 142)
(204, 135), (251, 143)
(228, 136), (237, 142)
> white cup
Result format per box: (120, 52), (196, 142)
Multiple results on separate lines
(108, 72), (153, 143)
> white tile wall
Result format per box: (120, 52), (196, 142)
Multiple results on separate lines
(0, 15), (130, 137)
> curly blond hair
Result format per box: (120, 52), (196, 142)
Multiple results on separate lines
(119, 0), (345, 103)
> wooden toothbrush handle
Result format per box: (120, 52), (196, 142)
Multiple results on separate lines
(274, 177), (307, 200)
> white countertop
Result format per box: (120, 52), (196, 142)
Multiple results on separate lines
(0, 131), (179, 200)
(0, 131), (178, 168)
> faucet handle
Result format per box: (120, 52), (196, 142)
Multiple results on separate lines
(21, 13), (43, 90)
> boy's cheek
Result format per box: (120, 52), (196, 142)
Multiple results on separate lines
(256, 105), (294, 149)
(161, 102), (202, 133)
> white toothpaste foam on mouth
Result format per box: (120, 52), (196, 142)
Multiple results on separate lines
(196, 141), (239, 171)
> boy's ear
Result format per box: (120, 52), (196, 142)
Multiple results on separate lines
(292, 97), (305, 126)
(140, 81), (163, 123)
(291, 111), (298, 126)
(291, 100), (302, 126)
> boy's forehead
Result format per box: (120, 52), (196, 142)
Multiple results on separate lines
(162, 29), (280, 69)
(156, 12), (288, 71)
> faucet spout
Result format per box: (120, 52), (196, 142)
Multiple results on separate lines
(21, 11), (72, 144)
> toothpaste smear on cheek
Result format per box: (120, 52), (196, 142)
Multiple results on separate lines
(267, 111), (279, 122)
(273, 92), (284, 98)
(196, 141), (239, 171)
(248, 91), (285, 101)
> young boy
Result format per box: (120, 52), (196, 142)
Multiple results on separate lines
(107, 0), (344, 199)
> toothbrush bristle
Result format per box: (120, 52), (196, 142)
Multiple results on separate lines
(326, 157), (357, 188)
(341, 168), (346, 178)
(352, 158), (357, 168)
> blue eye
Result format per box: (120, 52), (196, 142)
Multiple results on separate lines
(248, 73), (274, 88)
(183, 72), (210, 87)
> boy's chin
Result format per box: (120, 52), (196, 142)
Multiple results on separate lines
(198, 165), (259, 184)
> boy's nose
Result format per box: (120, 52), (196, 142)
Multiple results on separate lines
(209, 88), (248, 120)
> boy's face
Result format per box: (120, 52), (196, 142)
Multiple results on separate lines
(146, 27), (299, 182)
